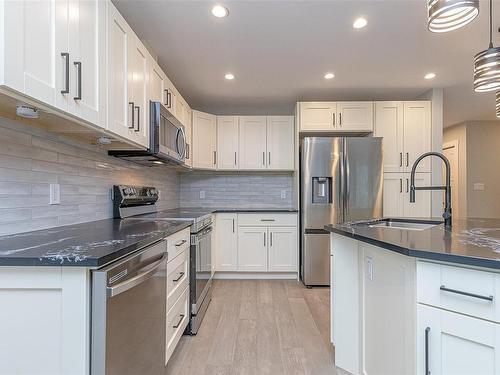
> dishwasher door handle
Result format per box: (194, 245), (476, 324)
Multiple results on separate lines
(107, 253), (167, 297)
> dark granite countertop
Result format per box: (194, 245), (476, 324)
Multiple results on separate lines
(325, 218), (500, 270)
(0, 219), (191, 268)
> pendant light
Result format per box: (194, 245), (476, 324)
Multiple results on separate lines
(474, 0), (500, 92)
(427, 0), (479, 33)
(496, 92), (500, 118)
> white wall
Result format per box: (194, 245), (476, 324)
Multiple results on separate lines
(0, 116), (180, 235)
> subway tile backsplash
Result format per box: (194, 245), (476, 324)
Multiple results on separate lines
(0, 117), (179, 235)
(180, 171), (294, 208)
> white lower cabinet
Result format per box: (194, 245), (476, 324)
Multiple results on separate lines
(215, 213), (238, 271)
(383, 172), (431, 218)
(417, 304), (500, 375)
(237, 226), (268, 271)
(268, 226), (297, 272)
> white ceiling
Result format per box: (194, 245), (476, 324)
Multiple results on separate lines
(114, 0), (500, 127)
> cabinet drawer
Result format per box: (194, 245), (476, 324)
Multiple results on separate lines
(167, 227), (190, 262)
(417, 261), (500, 322)
(237, 213), (297, 227)
(167, 250), (189, 312)
(166, 287), (189, 364)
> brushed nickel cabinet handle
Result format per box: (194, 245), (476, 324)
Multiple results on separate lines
(262, 152), (265, 165)
(213, 151), (216, 165)
(425, 327), (430, 375)
(128, 102), (135, 129)
(332, 113), (336, 126)
(73, 61), (82, 100)
(61, 53), (70, 94)
(339, 113), (342, 126)
(400, 179), (402, 193)
(440, 285), (494, 301)
(406, 152), (409, 167)
(234, 151), (237, 165)
(175, 239), (187, 247)
(263, 232), (266, 246)
(173, 314), (185, 329)
(269, 152), (271, 166)
(173, 272), (185, 282)
(134, 106), (140, 132)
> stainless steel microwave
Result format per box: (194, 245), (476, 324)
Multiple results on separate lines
(108, 101), (186, 167)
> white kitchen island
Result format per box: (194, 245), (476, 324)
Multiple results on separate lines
(328, 219), (500, 375)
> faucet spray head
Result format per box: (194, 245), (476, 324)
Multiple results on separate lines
(409, 186), (416, 203)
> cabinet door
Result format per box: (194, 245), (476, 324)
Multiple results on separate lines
(417, 304), (500, 375)
(164, 78), (177, 117)
(215, 214), (238, 271)
(192, 110), (217, 170)
(106, 2), (133, 139)
(149, 59), (165, 103)
(383, 173), (404, 217)
(266, 116), (295, 170)
(217, 116), (239, 170)
(2, 0), (65, 108)
(69, 0), (105, 126)
(337, 102), (374, 132)
(403, 101), (431, 172)
(299, 102), (336, 131)
(268, 226), (297, 272)
(404, 173), (431, 218)
(237, 226), (267, 271)
(375, 102), (404, 173)
(128, 37), (149, 147)
(239, 116), (267, 170)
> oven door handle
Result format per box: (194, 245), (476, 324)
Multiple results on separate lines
(107, 253), (167, 298)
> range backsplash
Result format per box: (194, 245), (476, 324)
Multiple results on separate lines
(180, 171), (294, 208)
(0, 116), (180, 236)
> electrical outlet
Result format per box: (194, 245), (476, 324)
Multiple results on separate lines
(199, 190), (205, 199)
(157, 189), (161, 199)
(473, 183), (485, 191)
(366, 256), (374, 281)
(281, 190), (287, 199)
(50, 184), (60, 205)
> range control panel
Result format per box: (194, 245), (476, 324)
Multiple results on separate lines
(113, 185), (159, 207)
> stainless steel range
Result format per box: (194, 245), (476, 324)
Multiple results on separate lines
(112, 186), (213, 335)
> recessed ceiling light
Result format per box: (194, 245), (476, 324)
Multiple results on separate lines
(225, 73), (235, 80)
(424, 72), (437, 80)
(324, 73), (335, 79)
(212, 5), (229, 18)
(353, 17), (368, 29)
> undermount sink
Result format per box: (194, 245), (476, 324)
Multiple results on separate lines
(363, 219), (442, 231)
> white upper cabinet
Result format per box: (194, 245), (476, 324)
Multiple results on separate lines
(239, 116), (268, 170)
(106, 2), (132, 140)
(217, 116), (239, 170)
(68, 0), (106, 126)
(298, 102), (373, 132)
(298, 102), (337, 131)
(0, 0), (105, 127)
(128, 37), (149, 147)
(192, 110), (217, 170)
(375, 101), (432, 173)
(266, 116), (295, 170)
(404, 101), (432, 173)
(336, 102), (374, 132)
(374, 102), (404, 173)
(149, 58), (166, 103)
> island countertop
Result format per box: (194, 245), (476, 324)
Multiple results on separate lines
(325, 218), (500, 270)
(0, 218), (191, 267)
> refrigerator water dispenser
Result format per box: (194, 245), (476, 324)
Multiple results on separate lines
(312, 177), (332, 204)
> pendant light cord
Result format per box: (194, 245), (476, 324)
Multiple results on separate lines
(490, 0), (493, 48)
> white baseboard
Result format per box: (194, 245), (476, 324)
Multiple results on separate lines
(213, 272), (298, 280)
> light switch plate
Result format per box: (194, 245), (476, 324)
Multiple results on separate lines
(281, 190), (287, 199)
(473, 183), (485, 191)
(50, 184), (60, 205)
(199, 190), (205, 199)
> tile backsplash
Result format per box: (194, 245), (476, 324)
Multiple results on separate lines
(0, 117), (179, 236)
(180, 171), (294, 208)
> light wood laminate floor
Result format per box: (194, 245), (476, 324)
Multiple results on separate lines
(166, 279), (336, 375)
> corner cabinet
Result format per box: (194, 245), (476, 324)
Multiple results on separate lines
(192, 110), (217, 170)
(298, 102), (373, 132)
(0, 0), (106, 127)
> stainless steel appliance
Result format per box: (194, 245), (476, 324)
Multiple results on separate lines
(91, 238), (168, 375)
(108, 101), (187, 166)
(300, 137), (383, 286)
(111, 186), (214, 335)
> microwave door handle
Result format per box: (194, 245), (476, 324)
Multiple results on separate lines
(106, 253), (167, 298)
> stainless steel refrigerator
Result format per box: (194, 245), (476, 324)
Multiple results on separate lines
(300, 137), (383, 286)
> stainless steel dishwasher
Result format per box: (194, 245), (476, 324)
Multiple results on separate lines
(91, 239), (167, 375)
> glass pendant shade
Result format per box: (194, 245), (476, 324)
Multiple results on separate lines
(496, 92), (500, 118)
(474, 47), (500, 92)
(427, 0), (479, 33)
